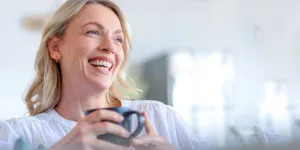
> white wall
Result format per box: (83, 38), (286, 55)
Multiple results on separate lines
(0, 0), (54, 119)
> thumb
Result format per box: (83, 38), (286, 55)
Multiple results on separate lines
(143, 111), (157, 136)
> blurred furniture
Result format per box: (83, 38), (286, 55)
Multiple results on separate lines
(142, 54), (174, 105)
(229, 126), (267, 146)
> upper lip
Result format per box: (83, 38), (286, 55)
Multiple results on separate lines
(88, 56), (115, 66)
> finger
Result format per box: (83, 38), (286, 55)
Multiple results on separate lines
(131, 135), (168, 146)
(90, 138), (128, 150)
(90, 122), (130, 138)
(84, 109), (124, 124)
(143, 112), (157, 136)
(133, 144), (174, 150)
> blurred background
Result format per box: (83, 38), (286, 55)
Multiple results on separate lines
(1, 0), (300, 149)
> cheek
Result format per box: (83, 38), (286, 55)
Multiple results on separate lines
(117, 49), (125, 67)
(76, 39), (95, 55)
(60, 39), (94, 70)
(69, 40), (95, 63)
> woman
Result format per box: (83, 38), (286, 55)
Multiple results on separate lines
(0, 0), (201, 149)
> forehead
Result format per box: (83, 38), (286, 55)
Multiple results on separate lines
(70, 3), (122, 30)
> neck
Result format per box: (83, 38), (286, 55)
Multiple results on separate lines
(55, 80), (111, 122)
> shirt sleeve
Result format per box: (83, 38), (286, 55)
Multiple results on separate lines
(138, 100), (203, 150)
(164, 105), (203, 150)
(0, 120), (22, 150)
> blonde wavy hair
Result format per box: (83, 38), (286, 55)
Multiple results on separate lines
(25, 0), (138, 116)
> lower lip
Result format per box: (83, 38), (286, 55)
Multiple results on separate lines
(89, 64), (111, 74)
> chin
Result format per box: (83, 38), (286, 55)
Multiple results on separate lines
(87, 76), (112, 90)
(84, 64), (117, 91)
(92, 80), (112, 90)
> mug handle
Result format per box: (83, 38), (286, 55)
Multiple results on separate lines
(124, 111), (145, 138)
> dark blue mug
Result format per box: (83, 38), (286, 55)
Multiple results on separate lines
(84, 107), (145, 146)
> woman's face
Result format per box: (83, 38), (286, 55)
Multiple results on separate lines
(51, 4), (125, 90)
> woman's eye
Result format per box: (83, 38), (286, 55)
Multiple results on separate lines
(86, 30), (99, 35)
(115, 38), (123, 44)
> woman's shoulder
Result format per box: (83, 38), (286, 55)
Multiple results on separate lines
(1, 116), (40, 133)
(122, 100), (202, 149)
(121, 99), (174, 114)
(122, 99), (169, 107)
(0, 116), (45, 149)
(0, 109), (68, 149)
(121, 99), (182, 127)
(0, 110), (56, 137)
(1, 109), (57, 129)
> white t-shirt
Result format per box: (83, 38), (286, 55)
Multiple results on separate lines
(0, 100), (202, 150)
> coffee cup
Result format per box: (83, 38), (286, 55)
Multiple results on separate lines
(84, 107), (145, 146)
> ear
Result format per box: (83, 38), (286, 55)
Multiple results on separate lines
(47, 37), (62, 61)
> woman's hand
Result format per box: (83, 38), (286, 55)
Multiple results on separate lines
(130, 112), (175, 150)
(48, 109), (130, 150)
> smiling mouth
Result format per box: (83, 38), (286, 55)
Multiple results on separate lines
(88, 60), (113, 72)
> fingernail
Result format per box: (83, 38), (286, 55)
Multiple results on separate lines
(130, 138), (137, 144)
(131, 138), (141, 145)
(142, 111), (147, 116)
(119, 116), (124, 121)
(124, 131), (130, 137)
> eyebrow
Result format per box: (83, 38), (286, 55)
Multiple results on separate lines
(83, 21), (123, 34)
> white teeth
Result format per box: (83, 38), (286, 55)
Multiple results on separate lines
(96, 61), (101, 66)
(100, 67), (109, 72)
(89, 60), (112, 68)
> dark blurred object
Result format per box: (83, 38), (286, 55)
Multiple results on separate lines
(143, 54), (174, 105)
(84, 107), (145, 146)
(295, 119), (300, 127)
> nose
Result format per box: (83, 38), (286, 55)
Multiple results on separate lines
(98, 36), (116, 54)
